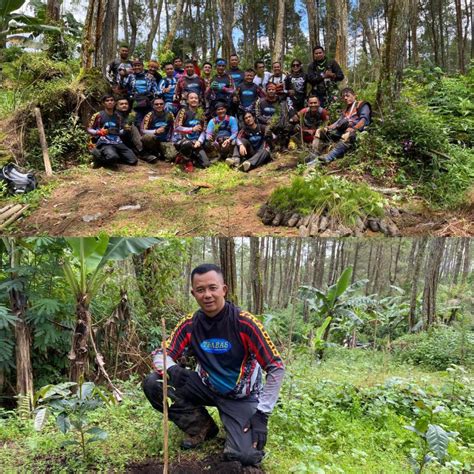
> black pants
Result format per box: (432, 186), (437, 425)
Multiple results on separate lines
(96, 143), (137, 165)
(143, 372), (264, 466)
(175, 139), (210, 167)
(233, 139), (271, 171)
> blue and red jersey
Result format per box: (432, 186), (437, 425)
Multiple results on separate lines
(152, 301), (284, 412)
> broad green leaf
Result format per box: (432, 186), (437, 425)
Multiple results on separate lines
(329, 267), (353, 306)
(0, 0), (27, 18)
(34, 407), (48, 431)
(56, 413), (71, 434)
(60, 440), (79, 448)
(415, 417), (429, 434)
(99, 238), (160, 266)
(86, 426), (108, 440)
(315, 316), (332, 340)
(426, 424), (449, 461)
(79, 382), (95, 400)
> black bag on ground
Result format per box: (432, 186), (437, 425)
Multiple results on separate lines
(0, 163), (37, 195)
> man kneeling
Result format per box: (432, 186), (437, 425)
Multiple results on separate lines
(308, 87), (371, 165)
(143, 264), (285, 467)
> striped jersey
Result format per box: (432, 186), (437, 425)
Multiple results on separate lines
(152, 301), (285, 413)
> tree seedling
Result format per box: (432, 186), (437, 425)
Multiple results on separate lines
(33, 377), (116, 459)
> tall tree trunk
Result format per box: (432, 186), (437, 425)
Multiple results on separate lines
(250, 238), (264, 314)
(408, 238), (428, 331)
(145, 0), (164, 59)
(334, 0), (348, 73)
(128, 0), (138, 55)
(306, 0), (318, 52)
(219, 0), (235, 60)
(273, 0), (286, 63)
(421, 238), (445, 328)
(163, 0), (185, 51)
(121, 0), (130, 44)
(461, 238), (471, 284)
(219, 238), (238, 304)
(46, 0), (62, 22)
(455, 0), (466, 73)
(360, 0), (380, 64)
(8, 242), (33, 411)
(376, 0), (411, 106)
(410, 0), (419, 66)
(69, 297), (92, 383)
(82, 0), (119, 73)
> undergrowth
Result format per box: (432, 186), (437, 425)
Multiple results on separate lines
(268, 173), (386, 225)
(1, 350), (472, 473)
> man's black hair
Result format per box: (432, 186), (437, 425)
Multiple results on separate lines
(101, 94), (115, 103)
(116, 96), (130, 102)
(341, 87), (355, 96)
(203, 61), (213, 68)
(254, 60), (264, 68)
(191, 264), (224, 282)
(313, 45), (325, 53)
(163, 62), (173, 68)
(272, 61), (281, 67)
(245, 68), (256, 74)
(230, 53), (239, 58)
(173, 56), (183, 62)
(119, 42), (129, 49)
(307, 94), (320, 102)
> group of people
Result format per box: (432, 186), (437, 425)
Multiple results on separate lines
(88, 44), (371, 171)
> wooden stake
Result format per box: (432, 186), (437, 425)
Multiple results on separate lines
(0, 204), (23, 222)
(34, 107), (53, 177)
(161, 318), (169, 474)
(0, 205), (28, 230)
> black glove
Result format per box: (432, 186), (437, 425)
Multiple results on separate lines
(167, 365), (190, 389)
(244, 410), (269, 451)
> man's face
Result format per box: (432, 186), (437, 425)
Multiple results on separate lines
(244, 71), (255, 83)
(313, 48), (325, 61)
(216, 106), (226, 119)
(148, 63), (159, 73)
(216, 64), (225, 75)
(343, 92), (356, 106)
(133, 63), (144, 74)
(244, 113), (255, 126)
(230, 56), (239, 68)
(308, 98), (320, 110)
(272, 63), (281, 75)
(103, 97), (115, 109)
(153, 99), (165, 112)
(266, 84), (277, 99)
(188, 92), (199, 107)
(185, 63), (195, 75)
(165, 64), (174, 77)
(119, 47), (129, 59)
(203, 64), (212, 75)
(174, 58), (183, 69)
(116, 100), (129, 112)
(191, 271), (227, 317)
(256, 63), (265, 75)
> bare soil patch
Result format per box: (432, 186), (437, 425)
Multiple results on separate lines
(5, 154), (473, 237)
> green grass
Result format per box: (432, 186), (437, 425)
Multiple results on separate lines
(268, 173), (387, 225)
(1, 349), (472, 473)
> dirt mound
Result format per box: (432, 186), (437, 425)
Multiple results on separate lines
(126, 455), (264, 473)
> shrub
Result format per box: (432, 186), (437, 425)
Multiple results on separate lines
(393, 325), (474, 370)
(268, 174), (386, 225)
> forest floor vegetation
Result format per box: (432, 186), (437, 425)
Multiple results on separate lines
(1, 348), (473, 473)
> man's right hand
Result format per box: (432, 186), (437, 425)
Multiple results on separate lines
(167, 365), (191, 389)
(239, 144), (247, 156)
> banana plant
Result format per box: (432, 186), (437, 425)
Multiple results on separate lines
(299, 267), (370, 359)
(62, 236), (159, 383)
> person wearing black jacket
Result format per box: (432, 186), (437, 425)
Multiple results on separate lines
(143, 264), (285, 468)
(285, 59), (308, 111)
(307, 46), (344, 107)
